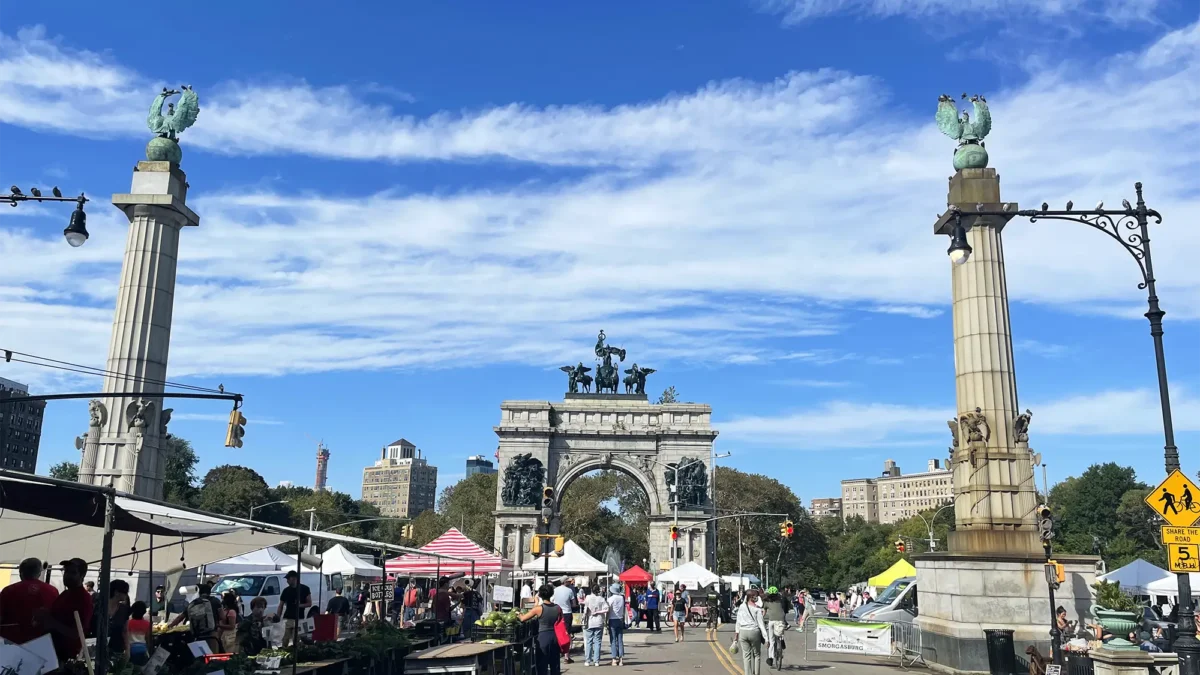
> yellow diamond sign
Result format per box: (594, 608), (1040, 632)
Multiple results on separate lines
(1145, 470), (1200, 527)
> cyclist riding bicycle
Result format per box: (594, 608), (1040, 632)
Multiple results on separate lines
(706, 588), (720, 629)
(763, 586), (790, 667)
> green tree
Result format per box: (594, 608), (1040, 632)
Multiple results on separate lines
(558, 471), (650, 568)
(49, 461), (79, 481)
(163, 435), (200, 506)
(272, 485), (382, 540)
(198, 465), (270, 519)
(408, 509), (450, 547)
(437, 473), (498, 548)
(817, 516), (894, 590)
(657, 387), (679, 404)
(714, 467), (826, 587)
(1049, 463), (1147, 556)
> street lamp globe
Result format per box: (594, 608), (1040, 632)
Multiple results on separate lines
(63, 204), (89, 247)
(947, 224), (972, 265)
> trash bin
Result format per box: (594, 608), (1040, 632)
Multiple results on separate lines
(985, 628), (1017, 675)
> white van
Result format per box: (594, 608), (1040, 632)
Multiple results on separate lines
(855, 576), (917, 623)
(211, 571), (341, 616)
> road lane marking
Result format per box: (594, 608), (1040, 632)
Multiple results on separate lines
(707, 628), (741, 675)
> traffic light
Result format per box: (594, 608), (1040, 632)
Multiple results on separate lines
(542, 486), (555, 508)
(895, 539), (906, 553)
(1037, 504), (1054, 543)
(401, 524), (413, 539)
(785, 520), (794, 538)
(224, 408), (246, 448)
(669, 525), (679, 541)
(779, 522), (788, 537)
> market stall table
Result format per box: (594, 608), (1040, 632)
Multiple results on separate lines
(406, 642), (509, 675)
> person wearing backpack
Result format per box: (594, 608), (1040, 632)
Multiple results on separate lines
(169, 582), (220, 653)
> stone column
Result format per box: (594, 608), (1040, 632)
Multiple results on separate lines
(935, 168), (1039, 554)
(80, 161), (198, 497)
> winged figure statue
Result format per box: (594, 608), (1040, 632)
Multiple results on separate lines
(560, 362), (594, 394)
(937, 94), (991, 169)
(148, 86), (200, 141)
(623, 363), (656, 395)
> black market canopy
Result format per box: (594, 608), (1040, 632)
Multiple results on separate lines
(0, 471), (475, 570)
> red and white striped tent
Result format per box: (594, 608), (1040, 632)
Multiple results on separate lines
(384, 527), (514, 576)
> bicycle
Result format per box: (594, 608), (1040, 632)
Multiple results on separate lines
(770, 627), (786, 670)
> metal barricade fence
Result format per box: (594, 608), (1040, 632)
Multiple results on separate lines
(891, 620), (926, 669)
(799, 614), (926, 669)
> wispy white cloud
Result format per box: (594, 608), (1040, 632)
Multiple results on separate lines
(718, 387), (1200, 448)
(0, 22), (1197, 380)
(1015, 339), (1069, 359)
(768, 379), (853, 388)
(753, 0), (1162, 25)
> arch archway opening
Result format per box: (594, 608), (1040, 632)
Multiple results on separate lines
(558, 467), (651, 573)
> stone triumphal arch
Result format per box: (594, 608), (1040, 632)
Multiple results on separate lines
(493, 331), (718, 572)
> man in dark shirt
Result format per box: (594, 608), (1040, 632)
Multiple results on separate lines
(275, 571), (311, 647)
(326, 588), (351, 630)
(432, 577), (456, 626)
(40, 558), (94, 663)
(0, 557), (59, 645)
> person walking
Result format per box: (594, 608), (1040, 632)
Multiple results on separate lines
(607, 583), (627, 666)
(672, 584), (691, 643)
(735, 589), (769, 675)
(551, 579), (577, 663)
(520, 585), (564, 675)
(582, 587), (608, 666)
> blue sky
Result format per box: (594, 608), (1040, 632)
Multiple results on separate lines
(2, 0), (1198, 505)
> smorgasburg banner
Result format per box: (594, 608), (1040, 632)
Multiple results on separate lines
(814, 618), (893, 656)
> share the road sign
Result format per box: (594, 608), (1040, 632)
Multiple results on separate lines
(1145, 470), (1200, 528)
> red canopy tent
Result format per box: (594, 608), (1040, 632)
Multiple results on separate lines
(618, 565), (654, 593)
(384, 527), (514, 576)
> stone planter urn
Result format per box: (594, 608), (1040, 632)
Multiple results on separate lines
(1094, 608), (1141, 651)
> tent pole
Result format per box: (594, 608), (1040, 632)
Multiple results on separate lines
(148, 534), (155, 654)
(292, 536), (301, 675)
(96, 490), (115, 675)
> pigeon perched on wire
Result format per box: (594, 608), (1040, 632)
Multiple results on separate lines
(1065, 201), (1074, 211)
(1041, 202), (1049, 212)
(30, 188), (41, 197)
(10, 186), (22, 196)
(52, 186), (62, 198)
(1095, 201), (1103, 211)
(1122, 199), (1132, 210)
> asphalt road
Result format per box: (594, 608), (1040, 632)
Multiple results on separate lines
(555, 622), (912, 674)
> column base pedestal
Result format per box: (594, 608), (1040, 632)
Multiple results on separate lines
(914, 552), (1100, 673)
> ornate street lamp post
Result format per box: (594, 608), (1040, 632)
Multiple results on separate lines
(947, 183), (1194, 672)
(2, 186), (90, 246)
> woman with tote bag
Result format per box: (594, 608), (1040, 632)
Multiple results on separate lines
(734, 588), (769, 674)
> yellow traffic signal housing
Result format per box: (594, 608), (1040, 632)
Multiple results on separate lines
(784, 520), (795, 538)
(542, 486), (555, 507)
(779, 522), (788, 537)
(895, 539), (906, 553)
(401, 524), (413, 539)
(1048, 559), (1066, 583)
(531, 534), (565, 558)
(669, 526), (680, 541)
(224, 409), (246, 448)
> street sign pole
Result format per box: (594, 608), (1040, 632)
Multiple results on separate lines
(1145, 471), (1200, 673)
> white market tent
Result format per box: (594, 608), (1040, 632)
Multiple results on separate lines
(723, 573), (761, 590)
(521, 540), (608, 574)
(1146, 573), (1200, 599)
(322, 543), (383, 577)
(206, 546), (310, 575)
(657, 561), (720, 588)
(1099, 558), (1171, 596)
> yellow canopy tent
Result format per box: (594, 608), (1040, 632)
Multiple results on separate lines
(868, 559), (916, 587)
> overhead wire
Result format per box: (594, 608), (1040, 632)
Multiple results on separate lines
(1, 348), (226, 394)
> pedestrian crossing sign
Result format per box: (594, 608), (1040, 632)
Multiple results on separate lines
(1145, 470), (1200, 528)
